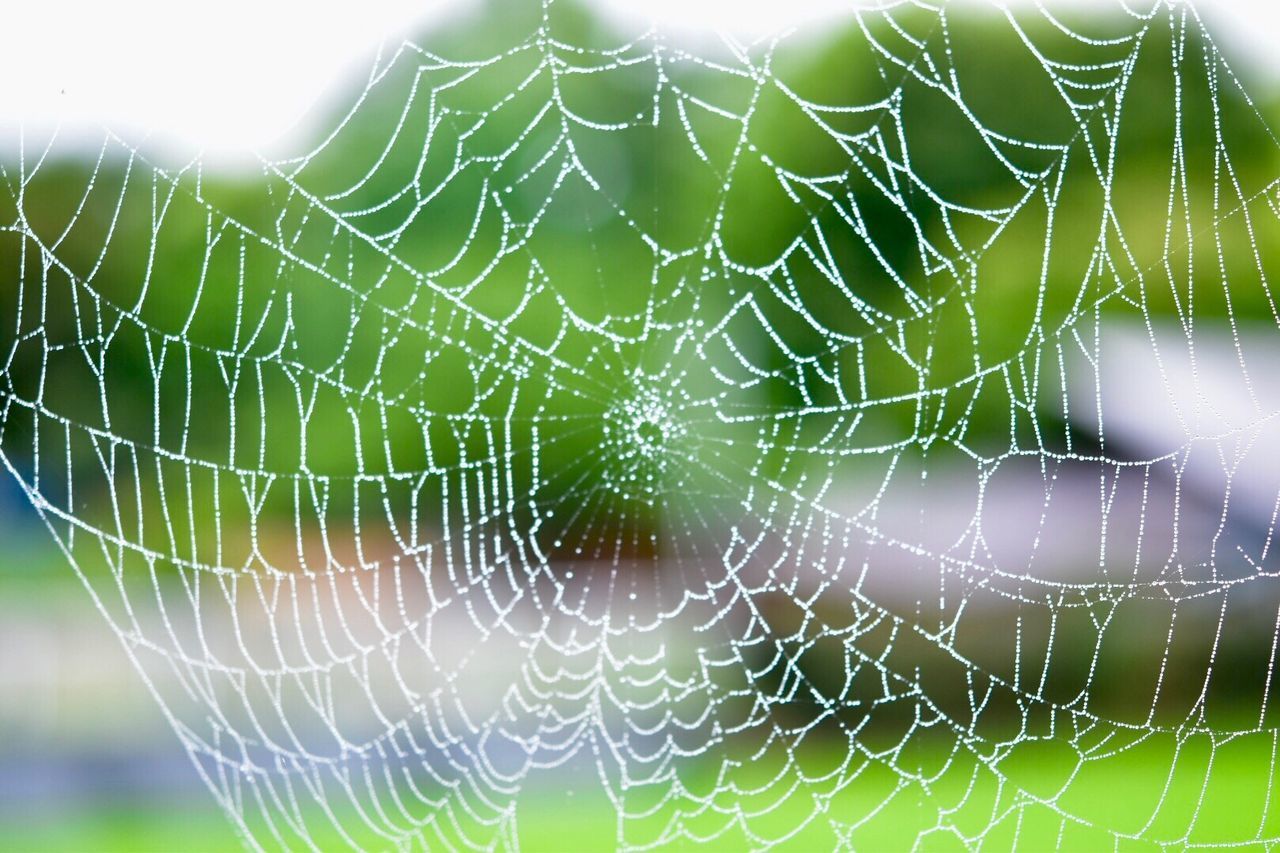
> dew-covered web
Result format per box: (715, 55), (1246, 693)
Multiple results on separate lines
(4, 0), (1280, 848)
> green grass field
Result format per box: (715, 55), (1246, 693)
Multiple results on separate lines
(5, 728), (1277, 852)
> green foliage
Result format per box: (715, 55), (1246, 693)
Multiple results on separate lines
(1, 2), (1277, 527)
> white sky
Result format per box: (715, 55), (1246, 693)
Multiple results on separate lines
(1, 0), (1276, 159)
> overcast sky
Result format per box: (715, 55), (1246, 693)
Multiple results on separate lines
(1, 0), (1277, 158)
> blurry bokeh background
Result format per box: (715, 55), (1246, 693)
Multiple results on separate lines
(4, 0), (1280, 849)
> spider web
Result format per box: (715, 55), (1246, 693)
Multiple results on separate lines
(4, 0), (1280, 848)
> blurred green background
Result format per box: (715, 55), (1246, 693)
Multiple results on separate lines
(4, 0), (1280, 850)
